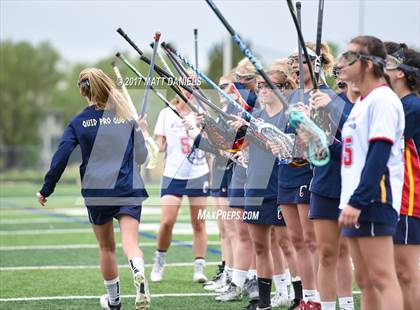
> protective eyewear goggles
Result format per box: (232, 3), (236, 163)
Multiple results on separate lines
(235, 73), (256, 83)
(338, 51), (385, 67)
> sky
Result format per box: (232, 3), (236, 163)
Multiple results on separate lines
(1, 0), (419, 70)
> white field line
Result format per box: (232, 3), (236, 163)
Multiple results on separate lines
(0, 261), (219, 271)
(0, 222), (220, 235)
(0, 241), (220, 251)
(0, 291), (362, 302)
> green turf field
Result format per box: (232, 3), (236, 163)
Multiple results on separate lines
(0, 183), (360, 309)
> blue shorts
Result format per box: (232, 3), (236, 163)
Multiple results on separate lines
(244, 198), (286, 226)
(160, 174), (210, 197)
(228, 188), (245, 209)
(211, 168), (233, 198)
(228, 166), (246, 209)
(277, 184), (310, 205)
(393, 215), (420, 245)
(341, 221), (397, 237)
(309, 193), (340, 220)
(87, 205), (141, 225)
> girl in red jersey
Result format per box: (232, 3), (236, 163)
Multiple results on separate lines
(385, 42), (420, 310)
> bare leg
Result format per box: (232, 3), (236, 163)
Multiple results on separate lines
(118, 215), (143, 259)
(313, 219), (340, 301)
(188, 196), (208, 258)
(358, 236), (403, 310)
(348, 237), (381, 310)
(92, 221), (118, 280)
(281, 204), (316, 290)
(337, 237), (353, 298)
(156, 195), (181, 251)
(394, 244), (420, 310)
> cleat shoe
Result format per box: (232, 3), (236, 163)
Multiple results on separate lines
(203, 271), (224, 291)
(193, 260), (208, 283)
(214, 277), (231, 293)
(243, 276), (259, 300)
(100, 294), (121, 310)
(243, 299), (259, 310)
(271, 291), (289, 308)
(203, 263), (225, 290)
(288, 299), (304, 310)
(215, 282), (242, 302)
(150, 254), (165, 282)
(134, 272), (150, 310)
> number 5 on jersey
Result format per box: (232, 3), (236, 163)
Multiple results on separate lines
(180, 136), (192, 154)
(343, 136), (353, 167)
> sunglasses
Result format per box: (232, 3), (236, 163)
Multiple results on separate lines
(218, 83), (230, 90)
(287, 55), (316, 65)
(385, 54), (403, 71)
(77, 79), (90, 88)
(235, 73), (256, 83)
(257, 81), (286, 91)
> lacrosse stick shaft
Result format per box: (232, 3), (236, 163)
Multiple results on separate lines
(111, 62), (138, 119)
(314, 0), (325, 82)
(296, 2), (305, 102)
(286, 0), (319, 90)
(205, 0), (290, 110)
(117, 27), (229, 119)
(141, 32), (161, 118)
(115, 53), (182, 119)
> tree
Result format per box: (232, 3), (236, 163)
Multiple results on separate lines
(0, 41), (61, 169)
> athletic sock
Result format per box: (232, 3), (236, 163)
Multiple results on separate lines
(339, 296), (355, 310)
(285, 268), (291, 285)
(194, 258), (206, 266)
(247, 269), (257, 279)
(232, 268), (248, 288)
(321, 301), (336, 310)
(292, 278), (303, 300)
(155, 249), (167, 259)
(273, 273), (288, 296)
(225, 266), (233, 280)
(129, 257), (145, 276)
(303, 289), (319, 302)
(257, 277), (272, 308)
(104, 277), (120, 306)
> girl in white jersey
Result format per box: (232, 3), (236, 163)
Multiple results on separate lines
(150, 95), (210, 283)
(337, 36), (405, 310)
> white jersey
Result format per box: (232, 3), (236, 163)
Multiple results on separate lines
(154, 107), (208, 179)
(340, 86), (405, 214)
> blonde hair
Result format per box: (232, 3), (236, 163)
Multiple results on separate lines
(268, 59), (297, 90)
(305, 42), (334, 76)
(235, 58), (257, 76)
(78, 68), (133, 121)
(220, 70), (235, 82)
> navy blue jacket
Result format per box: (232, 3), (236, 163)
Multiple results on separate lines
(40, 106), (148, 206)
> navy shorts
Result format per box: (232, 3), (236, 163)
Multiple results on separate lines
(87, 205), (141, 225)
(277, 184), (310, 205)
(160, 174), (210, 197)
(211, 168), (233, 198)
(393, 215), (420, 245)
(309, 193), (340, 220)
(341, 221), (397, 237)
(244, 198), (286, 226)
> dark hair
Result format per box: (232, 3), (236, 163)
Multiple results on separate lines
(350, 36), (387, 82)
(384, 41), (420, 93)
